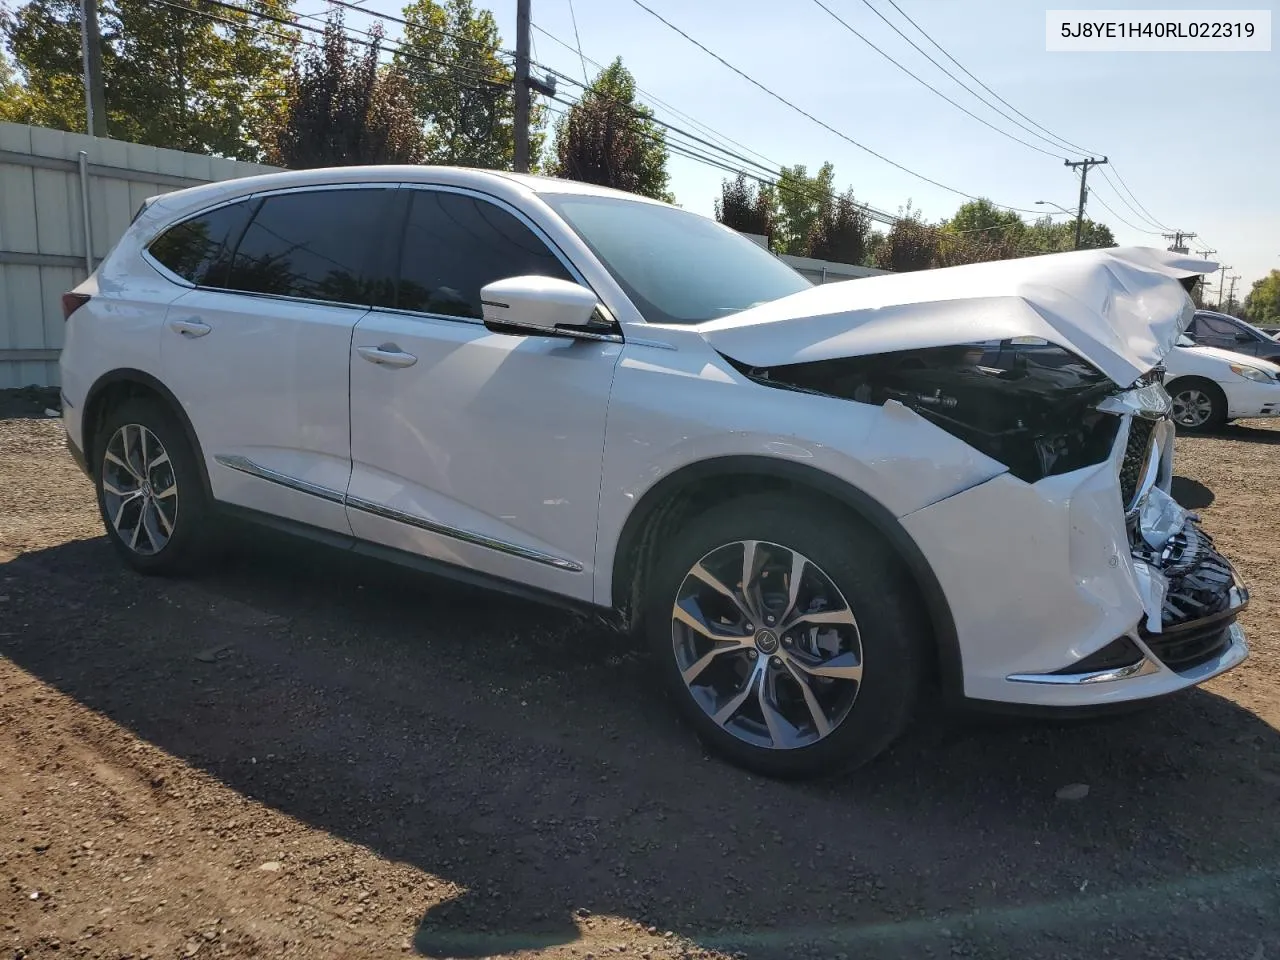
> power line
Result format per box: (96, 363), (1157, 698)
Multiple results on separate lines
(876, 0), (1098, 157)
(1105, 163), (1175, 231)
(1093, 165), (1169, 231)
(870, 0), (1186, 240)
(808, 0), (1065, 159)
(530, 23), (780, 172)
(150, 0), (512, 88)
(548, 92), (1052, 258)
(323, 0), (512, 57)
(625, 0), (1045, 214)
(564, 0), (589, 85)
(147, 0), (512, 96)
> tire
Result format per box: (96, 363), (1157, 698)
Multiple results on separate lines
(93, 397), (215, 575)
(642, 493), (927, 779)
(1167, 377), (1226, 433)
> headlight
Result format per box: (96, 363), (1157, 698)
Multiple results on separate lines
(1229, 363), (1276, 383)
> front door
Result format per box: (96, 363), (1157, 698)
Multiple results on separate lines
(345, 186), (621, 601)
(160, 185), (397, 533)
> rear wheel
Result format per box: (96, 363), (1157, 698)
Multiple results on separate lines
(643, 494), (927, 779)
(93, 398), (214, 574)
(1168, 378), (1226, 433)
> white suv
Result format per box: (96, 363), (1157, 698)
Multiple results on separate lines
(58, 166), (1249, 778)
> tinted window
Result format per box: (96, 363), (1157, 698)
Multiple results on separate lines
(148, 200), (254, 286)
(227, 189), (393, 304)
(542, 193), (810, 325)
(395, 190), (572, 319)
(1197, 313), (1243, 338)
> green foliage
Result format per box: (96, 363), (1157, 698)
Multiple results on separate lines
(942, 198), (1026, 250)
(714, 172), (773, 240)
(771, 161), (833, 255)
(1244, 270), (1280, 327)
(395, 0), (537, 170)
(1, 0), (294, 160)
(268, 10), (425, 168)
(551, 57), (670, 201)
(805, 186), (870, 266)
(874, 204), (940, 273)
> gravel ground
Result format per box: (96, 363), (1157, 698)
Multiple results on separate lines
(2, 406), (1279, 960)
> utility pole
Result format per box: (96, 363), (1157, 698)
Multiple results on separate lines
(78, 0), (107, 137)
(1064, 157), (1107, 250)
(1161, 230), (1197, 254)
(513, 0), (531, 173)
(1216, 264), (1232, 309)
(1227, 274), (1240, 313)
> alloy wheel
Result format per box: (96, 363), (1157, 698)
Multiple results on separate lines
(1171, 389), (1213, 428)
(670, 540), (863, 750)
(101, 423), (178, 556)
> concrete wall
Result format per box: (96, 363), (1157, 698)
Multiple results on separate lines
(0, 123), (279, 388)
(739, 232), (890, 283)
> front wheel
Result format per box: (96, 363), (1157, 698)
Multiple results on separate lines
(643, 494), (927, 779)
(1168, 378), (1226, 433)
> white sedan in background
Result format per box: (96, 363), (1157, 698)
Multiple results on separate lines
(1163, 334), (1280, 432)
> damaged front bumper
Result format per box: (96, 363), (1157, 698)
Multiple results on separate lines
(900, 382), (1250, 708)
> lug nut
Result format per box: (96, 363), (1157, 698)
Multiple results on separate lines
(748, 649), (758, 660)
(771, 656), (782, 666)
(782, 635), (792, 647)
(744, 623), (753, 632)
(765, 615), (775, 625)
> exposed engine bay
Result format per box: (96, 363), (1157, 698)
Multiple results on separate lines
(726, 338), (1120, 483)
(730, 335), (1248, 671)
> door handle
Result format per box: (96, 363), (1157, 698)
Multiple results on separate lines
(357, 344), (418, 368)
(168, 317), (211, 338)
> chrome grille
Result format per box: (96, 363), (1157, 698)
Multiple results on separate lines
(1119, 417), (1156, 509)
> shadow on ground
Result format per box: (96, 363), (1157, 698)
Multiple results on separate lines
(1214, 423), (1280, 445)
(3, 531), (1279, 959)
(1171, 474), (1215, 509)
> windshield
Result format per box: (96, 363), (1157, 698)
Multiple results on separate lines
(542, 193), (811, 325)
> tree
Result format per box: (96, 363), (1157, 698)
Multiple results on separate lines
(942, 198), (1026, 251)
(1024, 215), (1116, 253)
(1, 0), (294, 160)
(714, 172), (773, 241)
(874, 203), (940, 272)
(552, 58), (670, 200)
(395, 0), (537, 169)
(772, 161), (833, 255)
(805, 186), (870, 265)
(1244, 271), (1280, 327)
(268, 10), (426, 169)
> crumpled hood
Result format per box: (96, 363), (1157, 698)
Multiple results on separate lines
(697, 246), (1218, 387)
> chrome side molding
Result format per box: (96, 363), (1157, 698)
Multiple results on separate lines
(214, 453), (583, 572)
(214, 454), (346, 504)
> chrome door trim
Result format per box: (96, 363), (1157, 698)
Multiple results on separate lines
(214, 454), (583, 572)
(344, 494), (584, 572)
(214, 454), (347, 505)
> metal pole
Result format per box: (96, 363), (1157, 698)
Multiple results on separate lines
(513, 0), (531, 173)
(77, 151), (94, 275)
(78, 0), (108, 137)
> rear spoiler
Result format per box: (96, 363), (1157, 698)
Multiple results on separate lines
(130, 195), (160, 224)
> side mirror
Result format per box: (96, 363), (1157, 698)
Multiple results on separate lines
(480, 275), (616, 341)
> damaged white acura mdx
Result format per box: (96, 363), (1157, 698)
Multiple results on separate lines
(58, 167), (1249, 778)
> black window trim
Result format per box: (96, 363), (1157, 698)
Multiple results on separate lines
(375, 182), (620, 336)
(142, 183), (399, 313)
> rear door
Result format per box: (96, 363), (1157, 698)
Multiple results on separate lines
(157, 185), (397, 533)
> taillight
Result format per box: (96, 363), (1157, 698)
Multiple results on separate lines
(62, 292), (91, 320)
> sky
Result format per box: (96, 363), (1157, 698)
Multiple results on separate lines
(349, 0), (1279, 300)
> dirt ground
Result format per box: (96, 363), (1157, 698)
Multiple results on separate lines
(2, 403), (1279, 960)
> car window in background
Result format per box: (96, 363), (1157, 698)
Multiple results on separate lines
(226, 189), (394, 305)
(1195, 313), (1241, 339)
(393, 190), (573, 319)
(147, 200), (255, 287)
(542, 193), (811, 325)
